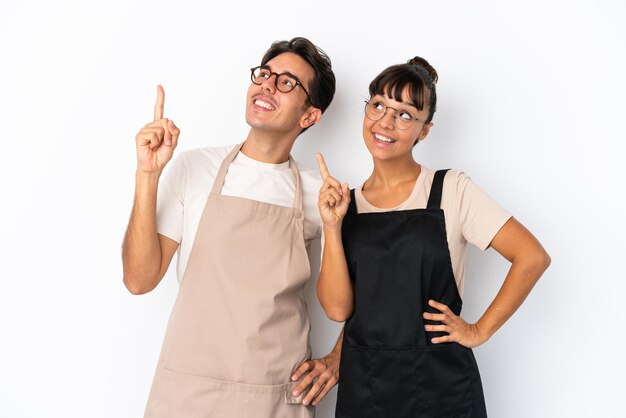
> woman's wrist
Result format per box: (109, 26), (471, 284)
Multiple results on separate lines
(323, 224), (343, 235)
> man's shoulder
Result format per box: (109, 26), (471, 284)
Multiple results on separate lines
(167, 143), (238, 185)
(179, 143), (237, 164)
(297, 165), (322, 203)
(294, 161), (322, 186)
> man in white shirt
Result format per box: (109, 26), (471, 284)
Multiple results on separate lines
(122, 37), (340, 417)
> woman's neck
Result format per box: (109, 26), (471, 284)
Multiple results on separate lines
(361, 157), (421, 208)
(364, 157), (421, 191)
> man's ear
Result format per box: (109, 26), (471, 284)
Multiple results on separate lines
(300, 107), (322, 129)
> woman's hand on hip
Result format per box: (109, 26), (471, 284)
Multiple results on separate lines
(423, 299), (487, 348)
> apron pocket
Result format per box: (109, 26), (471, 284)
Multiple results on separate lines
(415, 343), (476, 416)
(337, 343), (480, 418)
(337, 343), (419, 417)
(145, 368), (313, 418)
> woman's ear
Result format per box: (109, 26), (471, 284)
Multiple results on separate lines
(415, 122), (433, 144)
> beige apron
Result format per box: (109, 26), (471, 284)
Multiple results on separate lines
(144, 143), (314, 418)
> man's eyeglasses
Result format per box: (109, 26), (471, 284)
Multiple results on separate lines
(250, 66), (311, 102)
(364, 100), (427, 130)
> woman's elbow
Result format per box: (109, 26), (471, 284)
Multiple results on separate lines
(541, 251), (552, 271)
(322, 306), (353, 323)
(536, 247), (552, 272)
(526, 248), (551, 279)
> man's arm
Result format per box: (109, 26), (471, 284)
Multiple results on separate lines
(122, 85), (180, 294)
(122, 173), (179, 294)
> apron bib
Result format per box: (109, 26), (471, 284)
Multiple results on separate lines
(336, 170), (487, 418)
(145, 143), (314, 418)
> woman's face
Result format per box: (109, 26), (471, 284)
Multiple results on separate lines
(362, 87), (432, 162)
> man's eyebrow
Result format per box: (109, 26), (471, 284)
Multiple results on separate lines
(265, 65), (300, 79)
(281, 71), (301, 80)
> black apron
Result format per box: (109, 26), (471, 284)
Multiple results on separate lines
(336, 170), (488, 418)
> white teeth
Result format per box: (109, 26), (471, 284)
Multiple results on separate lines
(255, 99), (275, 110)
(374, 134), (394, 143)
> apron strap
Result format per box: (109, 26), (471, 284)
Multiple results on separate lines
(211, 143), (244, 195)
(426, 169), (450, 210)
(287, 156), (303, 211)
(347, 189), (357, 215)
(210, 142), (303, 211)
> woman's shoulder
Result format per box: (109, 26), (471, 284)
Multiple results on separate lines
(437, 168), (508, 218)
(422, 166), (470, 187)
(424, 167), (480, 209)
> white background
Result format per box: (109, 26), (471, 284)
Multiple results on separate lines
(1, 1), (625, 417)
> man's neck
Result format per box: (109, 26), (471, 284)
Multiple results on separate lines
(240, 131), (297, 164)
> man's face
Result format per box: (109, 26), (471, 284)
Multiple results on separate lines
(245, 52), (315, 136)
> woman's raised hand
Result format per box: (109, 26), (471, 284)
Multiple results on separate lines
(316, 153), (350, 230)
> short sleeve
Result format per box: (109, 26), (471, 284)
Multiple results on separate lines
(156, 153), (188, 243)
(454, 172), (512, 251)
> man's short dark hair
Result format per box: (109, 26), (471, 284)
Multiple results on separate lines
(261, 37), (336, 114)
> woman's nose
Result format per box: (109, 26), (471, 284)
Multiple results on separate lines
(377, 109), (396, 129)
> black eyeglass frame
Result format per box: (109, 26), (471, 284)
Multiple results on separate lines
(364, 100), (427, 130)
(250, 66), (312, 103)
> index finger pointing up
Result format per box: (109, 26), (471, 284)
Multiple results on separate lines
(316, 153), (331, 180)
(153, 85), (165, 122)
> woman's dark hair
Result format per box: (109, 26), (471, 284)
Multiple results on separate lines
(261, 37), (336, 114)
(368, 56), (438, 123)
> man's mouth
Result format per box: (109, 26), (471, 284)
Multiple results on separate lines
(254, 97), (276, 111)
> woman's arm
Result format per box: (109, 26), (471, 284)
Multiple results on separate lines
(424, 217), (551, 347)
(317, 227), (354, 322)
(315, 153), (354, 322)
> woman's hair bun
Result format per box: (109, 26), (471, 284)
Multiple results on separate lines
(408, 56), (438, 84)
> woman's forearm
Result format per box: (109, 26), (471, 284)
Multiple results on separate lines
(317, 227), (354, 322)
